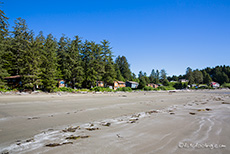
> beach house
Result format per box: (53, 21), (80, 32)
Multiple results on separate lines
(210, 82), (220, 88)
(96, 81), (104, 87)
(58, 79), (65, 88)
(107, 81), (126, 90)
(126, 81), (139, 89)
(5, 75), (22, 89)
(179, 79), (189, 83)
(147, 83), (158, 88)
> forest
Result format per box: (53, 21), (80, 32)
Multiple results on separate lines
(0, 8), (230, 92)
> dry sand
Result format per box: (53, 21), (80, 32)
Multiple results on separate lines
(0, 90), (230, 154)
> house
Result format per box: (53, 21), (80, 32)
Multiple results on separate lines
(210, 82), (220, 88)
(108, 81), (126, 90)
(126, 81), (139, 89)
(96, 81), (104, 87)
(58, 79), (65, 88)
(147, 83), (158, 88)
(179, 79), (189, 83)
(5, 75), (22, 89)
(115, 81), (126, 90)
(157, 83), (163, 87)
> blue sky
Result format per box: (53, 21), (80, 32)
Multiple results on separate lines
(2, 0), (230, 76)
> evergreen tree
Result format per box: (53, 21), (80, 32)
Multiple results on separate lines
(214, 72), (229, 85)
(0, 8), (9, 88)
(171, 75), (179, 81)
(101, 40), (116, 84)
(67, 36), (84, 88)
(138, 76), (146, 89)
(186, 67), (194, 85)
(115, 63), (124, 81)
(21, 32), (43, 90)
(149, 69), (156, 83)
(160, 69), (167, 81)
(155, 70), (160, 84)
(203, 71), (212, 85)
(10, 18), (43, 90)
(57, 35), (71, 81)
(115, 55), (132, 80)
(193, 69), (203, 84)
(138, 71), (144, 79)
(82, 41), (101, 88)
(10, 18), (31, 76)
(41, 34), (58, 92)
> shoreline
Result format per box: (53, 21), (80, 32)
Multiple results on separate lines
(0, 90), (230, 153)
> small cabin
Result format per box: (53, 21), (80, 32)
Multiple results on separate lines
(5, 75), (22, 89)
(126, 81), (139, 89)
(114, 81), (126, 90)
(147, 83), (158, 88)
(96, 81), (104, 87)
(107, 81), (126, 90)
(210, 82), (220, 88)
(58, 80), (65, 88)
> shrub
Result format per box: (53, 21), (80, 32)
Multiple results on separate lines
(0, 88), (18, 92)
(90, 87), (114, 92)
(222, 83), (230, 89)
(0, 88), (9, 92)
(53, 87), (74, 92)
(157, 86), (175, 91)
(143, 86), (154, 91)
(116, 87), (132, 92)
(90, 86), (103, 92)
(79, 88), (89, 92)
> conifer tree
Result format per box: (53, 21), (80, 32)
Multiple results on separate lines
(114, 63), (124, 81)
(67, 36), (84, 88)
(115, 55), (132, 80)
(41, 34), (58, 92)
(57, 35), (71, 81)
(203, 70), (212, 84)
(101, 40), (116, 84)
(82, 41), (98, 88)
(0, 8), (9, 88)
(10, 18), (32, 76)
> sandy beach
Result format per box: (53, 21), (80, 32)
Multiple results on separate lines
(0, 90), (230, 154)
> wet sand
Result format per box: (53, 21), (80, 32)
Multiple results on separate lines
(0, 90), (230, 154)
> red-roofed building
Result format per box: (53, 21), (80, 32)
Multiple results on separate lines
(5, 75), (22, 89)
(210, 82), (220, 88)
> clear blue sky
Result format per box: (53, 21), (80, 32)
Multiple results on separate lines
(2, 0), (230, 76)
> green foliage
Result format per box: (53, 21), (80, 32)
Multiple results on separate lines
(90, 86), (114, 92)
(115, 56), (132, 80)
(143, 86), (155, 91)
(186, 67), (194, 84)
(173, 82), (188, 89)
(138, 76), (146, 89)
(193, 69), (203, 84)
(221, 83), (230, 89)
(203, 71), (212, 84)
(54, 87), (74, 92)
(0, 88), (18, 92)
(162, 79), (169, 86)
(41, 34), (58, 92)
(156, 86), (175, 91)
(0, 8), (9, 88)
(116, 87), (132, 92)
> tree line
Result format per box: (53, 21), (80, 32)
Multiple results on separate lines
(136, 66), (230, 89)
(0, 7), (229, 92)
(0, 9), (135, 91)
